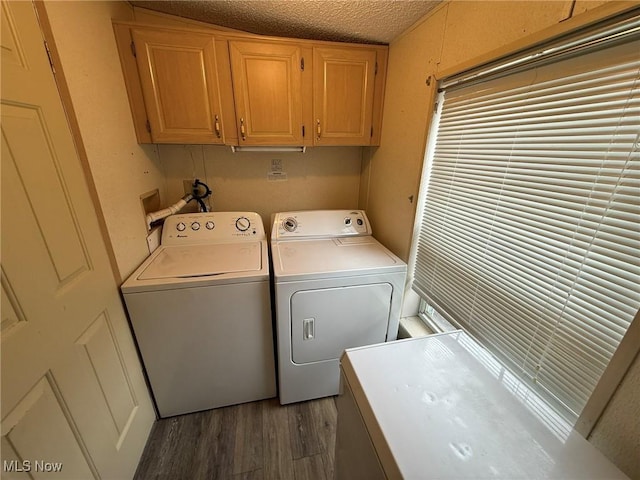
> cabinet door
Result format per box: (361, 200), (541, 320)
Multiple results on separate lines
(132, 28), (225, 143)
(230, 41), (304, 145)
(313, 47), (376, 146)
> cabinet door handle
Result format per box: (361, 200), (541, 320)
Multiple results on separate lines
(214, 114), (221, 138)
(316, 119), (321, 139)
(240, 118), (246, 141)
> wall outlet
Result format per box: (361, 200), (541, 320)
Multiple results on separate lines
(271, 159), (283, 172)
(268, 159), (286, 181)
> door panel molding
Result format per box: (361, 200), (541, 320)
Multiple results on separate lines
(1, 268), (27, 335)
(0, 1), (28, 69)
(76, 311), (139, 443)
(1, 373), (99, 479)
(2, 102), (92, 285)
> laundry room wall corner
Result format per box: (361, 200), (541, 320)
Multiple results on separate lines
(43, 0), (168, 281)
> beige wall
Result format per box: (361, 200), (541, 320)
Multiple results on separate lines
(589, 352), (640, 478)
(364, 1), (639, 476)
(159, 145), (362, 231)
(360, 0), (637, 262)
(359, 4), (447, 261)
(44, 0), (167, 281)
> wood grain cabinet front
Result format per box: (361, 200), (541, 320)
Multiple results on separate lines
(114, 20), (388, 147)
(312, 47), (378, 146)
(229, 40), (306, 145)
(131, 27), (227, 144)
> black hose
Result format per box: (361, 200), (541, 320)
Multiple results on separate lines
(189, 178), (212, 212)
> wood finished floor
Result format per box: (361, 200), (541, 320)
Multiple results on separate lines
(134, 396), (337, 480)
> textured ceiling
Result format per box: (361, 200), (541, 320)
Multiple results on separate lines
(130, 1), (442, 44)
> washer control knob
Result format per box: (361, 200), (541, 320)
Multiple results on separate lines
(283, 217), (298, 232)
(236, 216), (251, 232)
(176, 222), (186, 232)
(191, 222), (201, 231)
(344, 217), (352, 226)
(357, 218), (364, 226)
(205, 221), (215, 230)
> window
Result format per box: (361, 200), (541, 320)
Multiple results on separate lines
(412, 14), (639, 423)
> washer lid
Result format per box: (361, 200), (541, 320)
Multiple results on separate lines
(138, 243), (262, 280)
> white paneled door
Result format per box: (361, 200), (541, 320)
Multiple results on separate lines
(1, 2), (155, 478)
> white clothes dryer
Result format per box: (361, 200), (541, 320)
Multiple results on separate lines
(121, 212), (276, 418)
(270, 210), (407, 404)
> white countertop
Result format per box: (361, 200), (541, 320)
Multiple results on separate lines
(340, 331), (628, 479)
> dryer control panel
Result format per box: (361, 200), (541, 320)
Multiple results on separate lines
(272, 210), (372, 240)
(162, 212), (265, 245)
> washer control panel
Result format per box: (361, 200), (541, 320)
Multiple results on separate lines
(162, 212), (265, 245)
(273, 210), (371, 240)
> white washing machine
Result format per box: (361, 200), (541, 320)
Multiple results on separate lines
(270, 210), (407, 404)
(121, 212), (276, 418)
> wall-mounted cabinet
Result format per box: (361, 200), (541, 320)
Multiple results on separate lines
(131, 28), (227, 144)
(113, 21), (387, 147)
(313, 47), (377, 146)
(229, 41), (306, 145)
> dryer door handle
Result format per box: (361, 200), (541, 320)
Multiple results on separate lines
(303, 318), (315, 340)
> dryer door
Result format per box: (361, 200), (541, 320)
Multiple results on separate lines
(290, 283), (392, 364)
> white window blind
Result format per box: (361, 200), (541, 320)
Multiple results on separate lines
(413, 35), (639, 421)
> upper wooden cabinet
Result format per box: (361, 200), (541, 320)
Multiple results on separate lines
(113, 21), (388, 147)
(229, 41), (306, 145)
(131, 28), (227, 144)
(313, 47), (377, 146)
